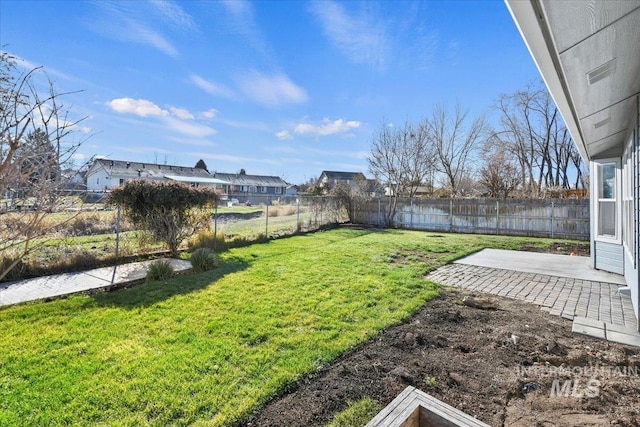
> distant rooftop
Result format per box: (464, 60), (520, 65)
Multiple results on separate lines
(91, 159), (212, 180)
(213, 172), (287, 187)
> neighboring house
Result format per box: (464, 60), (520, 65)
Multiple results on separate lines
(507, 1), (640, 329)
(85, 159), (228, 191)
(285, 185), (298, 196)
(318, 171), (367, 190)
(60, 168), (86, 190)
(213, 172), (287, 200)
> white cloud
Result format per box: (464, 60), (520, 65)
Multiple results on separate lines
(164, 116), (217, 138)
(8, 53), (75, 81)
(239, 72), (308, 108)
(107, 98), (169, 117)
(294, 118), (361, 137)
(220, 0), (270, 57)
(131, 25), (179, 57)
(310, 1), (388, 68)
(80, 126), (93, 134)
(149, 0), (197, 31)
(276, 130), (293, 140)
(190, 74), (235, 98)
(71, 153), (87, 161)
(169, 107), (195, 120)
(89, 2), (179, 57)
(198, 108), (219, 120)
(106, 97), (217, 138)
(215, 118), (270, 132)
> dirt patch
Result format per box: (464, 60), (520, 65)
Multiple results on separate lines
(247, 290), (640, 426)
(215, 212), (263, 224)
(520, 241), (590, 257)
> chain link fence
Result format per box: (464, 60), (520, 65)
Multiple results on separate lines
(0, 192), (346, 281)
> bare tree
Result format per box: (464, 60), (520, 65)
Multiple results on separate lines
(367, 120), (436, 226)
(494, 82), (585, 197)
(329, 176), (372, 223)
(478, 152), (520, 199)
(0, 51), (87, 280)
(423, 104), (487, 197)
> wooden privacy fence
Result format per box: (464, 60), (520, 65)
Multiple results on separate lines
(353, 198), (590, 241)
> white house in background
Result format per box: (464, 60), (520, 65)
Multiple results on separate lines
(85, 159), (229, 191)
(212, 172), (288, 198)
(318, 170), (367, 189)
(506, 0), (640, 329)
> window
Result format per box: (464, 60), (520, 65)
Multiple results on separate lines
(119, 178), (125, 185)
(96, 178), (99, 185)
(261, 186), (267, 193)
(275, 186), (282, 194)
(594, 158), (621, 242)
(242, 185), (248, 192)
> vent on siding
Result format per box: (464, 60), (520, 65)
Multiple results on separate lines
(594, 116), (611, 129)
(587, 59), (616, 85)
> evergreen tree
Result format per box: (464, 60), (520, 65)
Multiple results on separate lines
(194, 159), (208, 172)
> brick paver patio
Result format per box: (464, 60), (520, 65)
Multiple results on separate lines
(426, 263), (638, 331)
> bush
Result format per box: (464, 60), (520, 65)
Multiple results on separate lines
(281, 206), (296, 216)
(188, 229), (226, 251)
(190, 248), (219, 273)
(146, 260), (174, 282)
(0, 256), (27, 282)
(108, 181), (217, 256)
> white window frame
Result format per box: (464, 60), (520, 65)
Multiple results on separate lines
(623, 132), (636, 264)
(275, 186), (282, 194)
(261, 186), (267, 193)
(593, 157), (622, 244)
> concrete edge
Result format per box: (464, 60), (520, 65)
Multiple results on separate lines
(572, 316), (640, 348)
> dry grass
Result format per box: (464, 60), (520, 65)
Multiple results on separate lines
(266, 205), (297, 217)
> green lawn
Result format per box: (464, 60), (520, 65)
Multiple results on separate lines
(0, 229), (587, 426)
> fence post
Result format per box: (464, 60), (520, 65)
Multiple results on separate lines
(550, 200), (554, 239)
(410, 198), (414, 229)
(378, 198), (382, 228)
(449, 199), (453, 232)
(110, 205), (121, 286)
(296, 198), (300, 233)
(213, 203), (218, 251)
(265, 202), (269, 237)
(496, 200), (499, 235)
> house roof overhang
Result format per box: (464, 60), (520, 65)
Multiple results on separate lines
(505, 0), (640, 161)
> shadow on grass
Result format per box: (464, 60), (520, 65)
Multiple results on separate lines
(91, 256), (250, 309)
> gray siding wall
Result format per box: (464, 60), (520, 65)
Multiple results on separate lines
(595, 241), (624, 275)
(628, 98), (640, 327)
(624, 251), (638, 330)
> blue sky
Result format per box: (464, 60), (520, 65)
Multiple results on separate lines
(1, 0), (540, 184)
